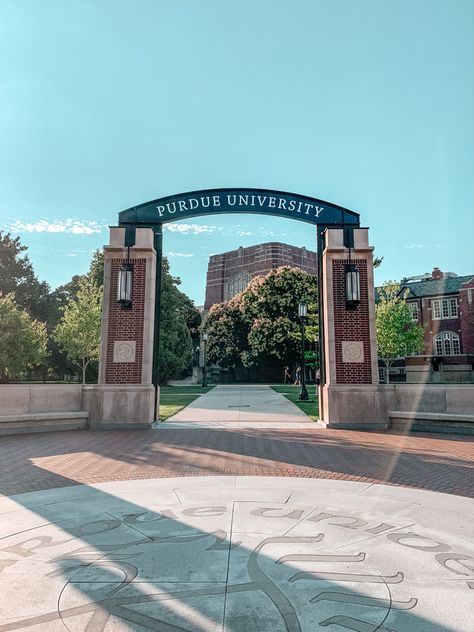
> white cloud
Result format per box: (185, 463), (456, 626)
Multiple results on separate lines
(4, 219), (106, 235)
(167, 251), (194, 258)
(65, 249), (96, 257)
(164, 223), (222, 235)
(260, 229), (288, 237)
(238, 231), (254, 236)
(405, 243), (444, 250)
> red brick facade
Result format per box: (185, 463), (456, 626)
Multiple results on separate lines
(204, 242), (317, 310)
(404, 272), (474, 359)
(333, 259), (372, 384)
(105, 259), (146, 384)
(459, 277), (474, 355)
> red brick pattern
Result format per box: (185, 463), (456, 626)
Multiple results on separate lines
(205, 243), (318, 310)
(105, 258), (146, 384)
(333, 259), (372, 383)
(459, 278), (474, 354)
(0, 428), (472, 498)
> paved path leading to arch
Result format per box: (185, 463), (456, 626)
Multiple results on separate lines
(0, 476), (472, 631)
(158, 385), (318, 429)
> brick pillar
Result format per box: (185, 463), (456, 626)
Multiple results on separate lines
(320, 228), (384, 428)
(82, 227), (156, 429)
(98, 227), (156, 384)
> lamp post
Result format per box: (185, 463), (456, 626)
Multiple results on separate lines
(298, 302), (309, 401)
(314, 333), (320, 382)
(202, 332), (208, 388)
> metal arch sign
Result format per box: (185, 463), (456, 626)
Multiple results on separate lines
(118, 188), (360, 227)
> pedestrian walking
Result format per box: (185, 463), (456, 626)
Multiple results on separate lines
(294, 366), (301, 386)
(283, 366), (291, 384)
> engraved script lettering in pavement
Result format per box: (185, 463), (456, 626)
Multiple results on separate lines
(0, 479), (472, 631)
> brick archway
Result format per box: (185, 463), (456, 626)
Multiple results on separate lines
(88, 189), (380, 429)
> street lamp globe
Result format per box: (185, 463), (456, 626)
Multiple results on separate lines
(298, 302), (307, 318)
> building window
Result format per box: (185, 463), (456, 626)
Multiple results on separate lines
(432, 298), (458, 319)
(449, 298), (458, 317)
(434, 332), (461, 356)
(407, 302), (419, 321)
(224, 270), (251, 300)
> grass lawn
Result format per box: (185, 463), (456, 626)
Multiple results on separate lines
(159, 385), (215, 421)
(270, 384), (319, 421)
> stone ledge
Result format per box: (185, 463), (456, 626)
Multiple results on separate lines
(388, 411), (474, 423)
(0, 411), (89, 423)
(0, 412), (89, 436)
(388, 410), (474, 436)
(326, 422), (389, 430)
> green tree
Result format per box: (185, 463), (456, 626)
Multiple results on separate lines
(0, 231), (51, 322)
(376, 281), (425, 383)
(0, 294), (47, 381)
(240, 267), (318, 368)
(159, 258), (194, 383)
(53, 277), (102, 383)
(203, 267), (318, 371)
(205, 297), (248, 369)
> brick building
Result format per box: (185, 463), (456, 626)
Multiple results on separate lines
(399, 268), (474, 382)
(204, 242), (318, 310)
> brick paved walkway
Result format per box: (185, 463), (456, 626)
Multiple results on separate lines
(1, 426), (473, 497)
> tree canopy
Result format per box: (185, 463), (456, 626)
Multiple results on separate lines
(159, 258), (197, 383)
(0, 294), (48, 381)
(0, 231), (51, 322)
(375, 281), (425, 383)
(53, 276), (103, 384)
(203, 267), (318, 371)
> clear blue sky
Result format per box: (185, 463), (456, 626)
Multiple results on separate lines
(1, 0), (472, 305)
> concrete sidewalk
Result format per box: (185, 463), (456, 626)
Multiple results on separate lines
(157, 384), (320, 429)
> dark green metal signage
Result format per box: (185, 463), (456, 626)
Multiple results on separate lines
(119, 188), (359, 227)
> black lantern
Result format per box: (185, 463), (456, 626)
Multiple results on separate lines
(117, 263), (133, 309)
(345, 264), (360, 309)
(298, 302), (309, 401)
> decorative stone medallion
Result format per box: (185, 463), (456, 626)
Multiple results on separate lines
(1, 478), (472, 632)
(341, 340), (364, 363)
(113, 340), (136, 363)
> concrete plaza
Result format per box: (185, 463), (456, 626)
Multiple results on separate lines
(0, 385), (473, 631)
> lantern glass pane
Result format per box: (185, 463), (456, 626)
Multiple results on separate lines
(117, 267), (133, 303)
(346, 270), (360, 303)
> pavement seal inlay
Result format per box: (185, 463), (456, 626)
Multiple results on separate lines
(0, 477), (472, 632)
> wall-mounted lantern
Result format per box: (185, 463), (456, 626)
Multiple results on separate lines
(117, 263), (133, 309)
(345, 264), (360, 309)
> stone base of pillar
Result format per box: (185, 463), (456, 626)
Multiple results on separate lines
(319, 384), (393, 430)
(83, 384), (156, 429)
